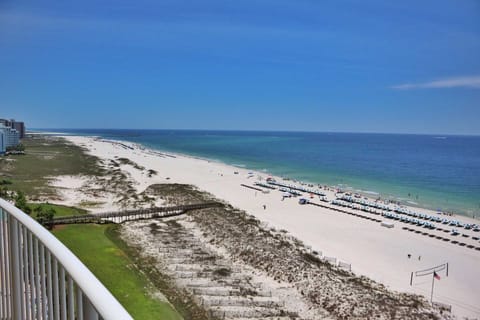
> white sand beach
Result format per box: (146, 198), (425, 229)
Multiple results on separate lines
(54, 135), (480, 319)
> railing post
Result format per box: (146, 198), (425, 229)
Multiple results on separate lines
(84, 295), (99, 320)
(77, 286), (84, 320)
(8, 217), (22, 319)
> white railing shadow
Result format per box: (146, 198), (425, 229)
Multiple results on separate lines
(0, 198), (132, 320)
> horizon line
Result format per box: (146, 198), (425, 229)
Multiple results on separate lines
(29, 128), (480, 137)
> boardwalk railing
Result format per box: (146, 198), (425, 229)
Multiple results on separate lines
(0, 198), (133, 320)
(52, 202), (223, 225)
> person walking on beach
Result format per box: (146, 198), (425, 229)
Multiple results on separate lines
(263, 204), (266, 210)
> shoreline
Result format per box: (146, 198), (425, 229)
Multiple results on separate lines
(68, 133), (477, 220)
(52, 134), (480, 318)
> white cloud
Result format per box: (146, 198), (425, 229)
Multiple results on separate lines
(391, 76), (480, 90)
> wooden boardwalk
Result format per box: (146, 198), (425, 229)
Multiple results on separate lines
(51, 202), (223, 225)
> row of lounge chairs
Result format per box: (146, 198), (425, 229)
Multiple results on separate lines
(254, 182), (277, 190)
(331, 199), (383, 215)
(326, 204), (382, 223)
(402, 227), (480, 251)
(337, 195), (480, 232)
(394, 207), (479, 231)
(383, 212), (436, 229)
(266, 179), (326, 196)
(336, 195), (391, 210)
(332, 197), (480, 250)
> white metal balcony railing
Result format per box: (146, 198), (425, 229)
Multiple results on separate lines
(0, 198), (133, 320)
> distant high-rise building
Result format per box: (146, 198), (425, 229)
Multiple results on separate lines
(0, 125), (20, 150)
(11, 120), (25, 138)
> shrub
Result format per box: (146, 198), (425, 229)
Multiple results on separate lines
(35, 206), (56, 229)
(0, 179), (12, 185)
(6, 143), (25, 152)
(14, 191), (31, 214)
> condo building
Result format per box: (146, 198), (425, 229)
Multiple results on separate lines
(0, 118), (22, 154)
(0, 118), (25, 138)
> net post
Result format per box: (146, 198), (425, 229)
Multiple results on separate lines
(430, 273), (435, 304)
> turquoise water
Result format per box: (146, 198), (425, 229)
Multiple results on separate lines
(42, 129), (480, 217)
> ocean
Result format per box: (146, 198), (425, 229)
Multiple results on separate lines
(40, 129), (480, 217)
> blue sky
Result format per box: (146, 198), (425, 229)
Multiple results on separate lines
(1, 0), (479, 134)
